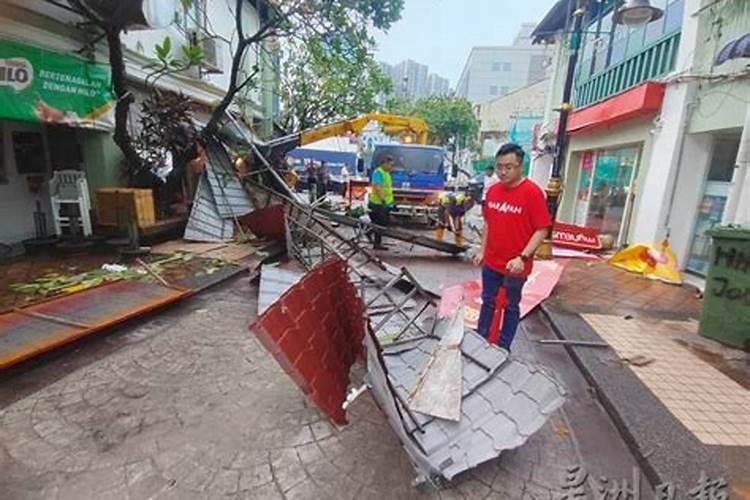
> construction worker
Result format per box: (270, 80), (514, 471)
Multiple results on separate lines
(435, 191), (474, 246)
(369, 155), (395, 250)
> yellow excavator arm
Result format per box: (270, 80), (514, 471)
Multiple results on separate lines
(299, 113), (429, 146)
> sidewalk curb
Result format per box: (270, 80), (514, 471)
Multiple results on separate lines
(539, 301), (724, 494)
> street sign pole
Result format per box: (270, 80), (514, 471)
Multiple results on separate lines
(537, 1), (586, 259)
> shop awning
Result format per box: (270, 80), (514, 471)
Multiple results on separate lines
(715, 33), (750, 66)
(567, 82), (665, 134)
(0, 39), (114, 130)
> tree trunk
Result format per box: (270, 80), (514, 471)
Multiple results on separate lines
(104, 28), (142, 173)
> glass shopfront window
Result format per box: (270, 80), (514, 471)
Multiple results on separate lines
(574, 146), (640, 245)
(686, 135), (741, 276)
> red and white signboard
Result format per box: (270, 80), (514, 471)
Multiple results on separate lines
(552, 222), (603, 250)
(439, 260), (566, 330)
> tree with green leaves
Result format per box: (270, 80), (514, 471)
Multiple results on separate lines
(279, 37), (392, 131)
(384, 95), (480, 150)
(63, 0), (404, 178)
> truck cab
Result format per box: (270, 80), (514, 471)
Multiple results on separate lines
(370, 144), (446, 190)
(369, 144), (447, 224)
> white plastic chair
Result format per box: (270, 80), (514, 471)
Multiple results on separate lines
(49, 170), (93, 237)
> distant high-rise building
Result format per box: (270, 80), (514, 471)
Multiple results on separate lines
(379, 61), (393, 79)
(391, 59), (429, 100)
(377, 59), (451, 101)
(456, 23), (552, 105)
(427, 74), (450, 97)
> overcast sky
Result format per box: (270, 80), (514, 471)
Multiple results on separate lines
(373, 0), (558, 87)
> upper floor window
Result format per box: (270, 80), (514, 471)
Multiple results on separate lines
(492, 62), (512, 72)
(179, 0), (207, 32)
(578, 0), (684, 78)
(489, 85), (498, 96)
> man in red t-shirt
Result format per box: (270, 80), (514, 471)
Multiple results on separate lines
(473, 143), (551, 351)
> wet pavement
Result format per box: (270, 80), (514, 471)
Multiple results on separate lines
(542, 258), (750, 497)
(0, 256), (647, 499)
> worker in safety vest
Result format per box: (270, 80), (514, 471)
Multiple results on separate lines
(369, 155), (395, 250)
(435, 191), (473, 246)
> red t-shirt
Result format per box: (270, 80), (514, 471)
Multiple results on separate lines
(482, 178), (551, 277)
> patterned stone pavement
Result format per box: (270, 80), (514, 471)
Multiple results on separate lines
(0, 276), (583, 500)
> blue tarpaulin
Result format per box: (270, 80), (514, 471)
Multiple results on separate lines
(286, 148), (357, 176)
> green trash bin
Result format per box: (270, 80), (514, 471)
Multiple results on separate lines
(699, 226), (750, 350)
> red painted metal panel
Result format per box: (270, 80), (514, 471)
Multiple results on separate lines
(239, 205), (286, 242)
(250, 258), (366, 425)
(567, 82), (666, 134)
(0, 280), (191, 370)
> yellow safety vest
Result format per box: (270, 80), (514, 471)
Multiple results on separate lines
(370, 166), (394, 205)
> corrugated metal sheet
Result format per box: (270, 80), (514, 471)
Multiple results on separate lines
(0, 281), (191, 370)
(257, 265), (303, 315)
(369, 330), (567, 482)
(184, 139), (255, 243)
(205, 141), (254, 219)
(184, 174), (234, 242)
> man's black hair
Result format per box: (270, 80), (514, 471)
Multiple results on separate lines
(495, 143), (525, 163)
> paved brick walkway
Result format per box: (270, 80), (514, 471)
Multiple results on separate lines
(542, 258), (750, 496)
(0, 276), (580, 500)
(583, 314), (750, 447)
(550, 259), (701, 319)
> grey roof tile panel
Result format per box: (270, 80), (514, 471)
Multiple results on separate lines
(409, 422), (451, 455)
(462, 362), (490, 391)
(463, 427), (504, 471)
(515, 371), (567, 406)
(371, 325), (567, 483)
(482, 415), (524, 450)
(257, 266), (304, 315)
(364, 334), (440, 478)
(478, 375), (516, 414)
(496, 391), (545, 436)
(459, 390), (494, 425)
(399, 346), (432, 371)
(460, 331), (487, 355)
(470, 344), (509, 372)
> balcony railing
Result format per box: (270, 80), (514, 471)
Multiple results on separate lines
(574, 31), (681, 108)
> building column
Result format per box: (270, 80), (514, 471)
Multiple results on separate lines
(723, 107), (750, 225)
(666, 132), (713, 267)
(629, 84), (695, 244)
(628, 0), (702, 246)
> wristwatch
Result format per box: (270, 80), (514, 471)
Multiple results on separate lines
(519, 253), (530, 262)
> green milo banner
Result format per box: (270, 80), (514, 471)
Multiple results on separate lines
(0, 38), (114, 129)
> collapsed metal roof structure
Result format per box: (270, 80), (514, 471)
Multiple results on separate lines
(208, 115), (568, 485)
